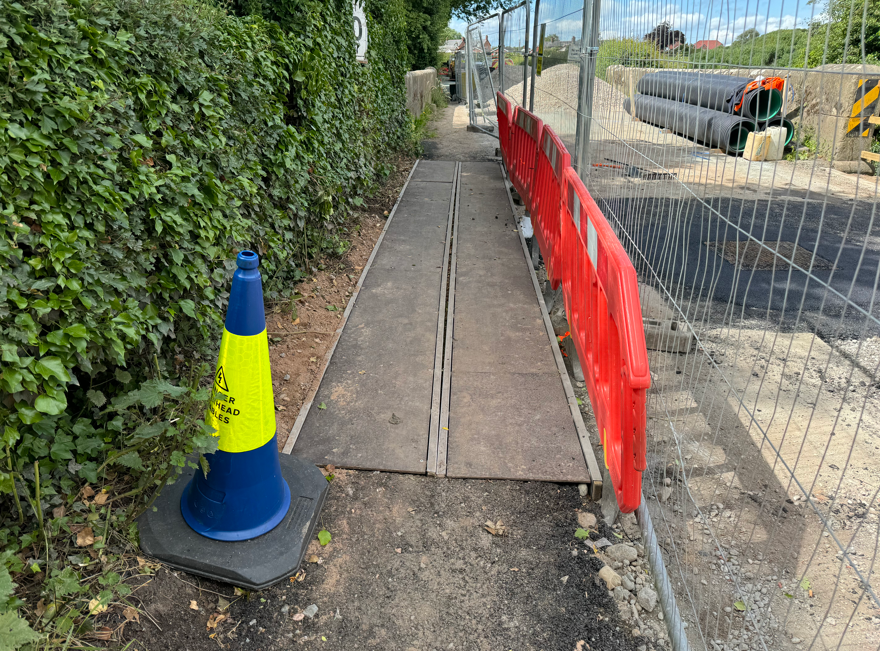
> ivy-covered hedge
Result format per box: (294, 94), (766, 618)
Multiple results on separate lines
(0, 0), (410, 501)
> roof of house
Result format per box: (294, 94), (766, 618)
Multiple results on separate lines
(694, 39), (723, 50)
(438, 38), (464, 53)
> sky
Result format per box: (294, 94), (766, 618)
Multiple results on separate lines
(448, 0), (824, 47)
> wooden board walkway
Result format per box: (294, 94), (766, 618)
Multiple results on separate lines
(285, 160), (600, 489)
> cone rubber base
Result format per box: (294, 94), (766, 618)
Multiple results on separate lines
(137, 454), (328, 590)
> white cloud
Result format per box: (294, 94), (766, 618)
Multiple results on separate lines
(597, 0), (811, 45)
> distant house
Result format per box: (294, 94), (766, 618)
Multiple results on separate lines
(438, 38), (465, 53)
(694, 40), (723, 51)
(664, 41), (684, 52)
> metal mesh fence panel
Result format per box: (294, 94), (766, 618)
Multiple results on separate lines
(467, 15), (501, 133)
(580, 0), (880, 650)
(501, 1), (531, 107)
(529, 0), (586, 154)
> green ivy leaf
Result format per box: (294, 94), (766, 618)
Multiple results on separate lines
(63, 324), (88, 338)
(179, 299), (197, 318)
(318, 402), (327, 410)
(733, 600), (747, 611)
(35, 393), (67, 415)
(34, 356), (71, 382)
(574, 528), (590, 539)
(2, 426), (19, 447)
(317, 529), (331, 546)
(16, 405), (43, 425)
(130, 133), (151, 147)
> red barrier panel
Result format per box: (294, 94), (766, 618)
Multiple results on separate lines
(529, 125), (570, 291)
(508, 106), (543, 207)
(559, 167), (651, 513)
(496, 92), (512, 168)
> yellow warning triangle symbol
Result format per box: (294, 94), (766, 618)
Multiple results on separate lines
(214, 366), (229, 392)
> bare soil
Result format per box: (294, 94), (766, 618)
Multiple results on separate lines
(121, 474), (647, 651)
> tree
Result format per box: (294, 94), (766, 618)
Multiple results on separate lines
(644, 21), (686, 49)
(442, 26), (463, 41)
(733, 28), (761, 44)
(807, 0), (880, 65)
(450, 0), (518, 20)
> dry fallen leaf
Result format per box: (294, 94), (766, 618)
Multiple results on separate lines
(123, 606), (140, 623)
(293, 317), (301, 325)
(81, 486), (95, 499)
(206, 612), (227, 630)
(325, 464), (336, 474)
(89, 626), (112, 640)
(35, 600), (46, 618)
(52, 506), (66, 519)
(395, 548), (402, 554)
(87, 598), (108, 615)
(233, 587), (246, 596)
(76, 527), (95, 547)
(484, 520), (507, 536)
(307, 554), (320, 563)
(94, 491), (109, 505)
(190, 600), (199, 611)
(292, 613), (305, 622)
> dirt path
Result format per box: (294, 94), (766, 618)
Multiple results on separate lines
(421, 102), (498, 162)
(125, 475), (651, 651)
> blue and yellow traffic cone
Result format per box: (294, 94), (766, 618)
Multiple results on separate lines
(180, 250), (291, 541)
(137, 250), (328, 589)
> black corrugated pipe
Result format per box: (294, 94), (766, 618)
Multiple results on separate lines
(759, 116), (795, 146)
(637, 71), (782, 121)
(624, 94), (755, 154)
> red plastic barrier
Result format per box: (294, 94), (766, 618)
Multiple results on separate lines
(529, 125), (570, 291)
(508, 106), (543, 207)
(496, 92), (512, 168)
(559, 167), (651, 513)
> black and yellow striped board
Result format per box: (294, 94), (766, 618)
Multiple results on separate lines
(847, 78), (880, 138)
